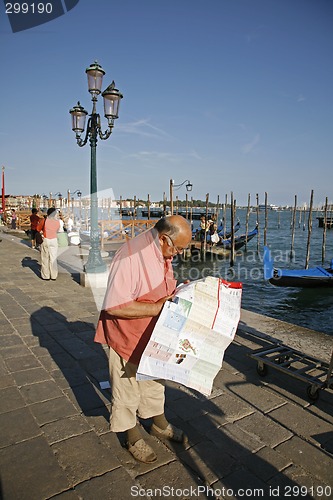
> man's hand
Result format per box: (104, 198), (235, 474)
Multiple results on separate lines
(153, 293), (174, 315)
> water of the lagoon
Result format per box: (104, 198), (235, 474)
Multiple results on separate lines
(80, 206), (333, 336)
(177, 208), (333, 337)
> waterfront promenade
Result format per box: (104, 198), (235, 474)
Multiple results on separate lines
(0, 230), (332, 499)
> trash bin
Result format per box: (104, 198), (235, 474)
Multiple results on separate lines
(57, 232), (69, 247)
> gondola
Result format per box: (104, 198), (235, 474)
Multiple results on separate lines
(192, 219), (240, 242)
(216, 219), (241, 239)
(263, 246), (333, 287)
(217, 225), (258, 250)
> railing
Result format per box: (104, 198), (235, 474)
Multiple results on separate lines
(100, 219), (156, 250)
(3, 210), (32, 230)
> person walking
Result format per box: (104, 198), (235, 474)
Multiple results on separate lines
(30, 208), (41, 249)
(94, 215), (192, 463)
(11, 209), (17, 229)
(37, 207), (60, 280)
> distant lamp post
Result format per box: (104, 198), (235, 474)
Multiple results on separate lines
(1, 166), (5, 216)
(42, 194), (48, 209)
(169, 179), (192, 215)
(71, 189), (82, 220)
(69, 61), (123, 273)
(54, 192), (63, 209)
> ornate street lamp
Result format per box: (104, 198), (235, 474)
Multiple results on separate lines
(169, 179), (192, 215)
(54, 192), (63, 209)
(69, 61), (123, 273)
(42, 194), (48, 209)
(1, 166), (5, 216)
(71, 189), (82, 219)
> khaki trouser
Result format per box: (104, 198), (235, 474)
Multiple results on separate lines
(108, 346), (165, 432)
(40, 238), (58, 280)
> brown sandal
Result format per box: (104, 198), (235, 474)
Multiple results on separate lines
(127, 438), (157, 463)
(150, 423), (185, 442)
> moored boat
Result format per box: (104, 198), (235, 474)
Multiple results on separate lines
(263, 246), (333, 287)
(217, 225), (258, 250)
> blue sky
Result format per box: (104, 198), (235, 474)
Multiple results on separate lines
(1, 0), (332, 207)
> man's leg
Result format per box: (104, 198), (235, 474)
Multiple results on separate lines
(108, 347), (157, 463)
(138, 381), (184, 443)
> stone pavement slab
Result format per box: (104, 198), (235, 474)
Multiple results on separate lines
(51, 431), (121, 487)
(275, 435), (333, 485)
(0, 435), (71, 499)
(0, 406), (42, 447)
(28, 395), (79, 426)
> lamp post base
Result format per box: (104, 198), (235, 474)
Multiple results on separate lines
(84, 248), (107, 274)
(80, 270), (109, 289)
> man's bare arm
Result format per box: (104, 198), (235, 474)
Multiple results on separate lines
(105, 294), (174, 319)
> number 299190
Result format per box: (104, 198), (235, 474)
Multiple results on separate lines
(6, 3), (53, 14)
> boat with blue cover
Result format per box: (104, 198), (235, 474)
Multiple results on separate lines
(263, 246), (333, 287)
(217, 225), (258, 250)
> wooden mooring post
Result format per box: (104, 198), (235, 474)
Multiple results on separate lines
(290, 195), (297, 260)
(190, 197), (193, 228)
(256, 193), (260, 254)
(147, 194), (151, 220)
(305, 190), (314, 269)
(244, 193), (250, 251)
(163, 192), (167, 216)
(215, 195), (220, 221)
(322, 196), (328, 265)
(222, 194), (227, 239)
(119, 196), (123, 218)
(230, 192), (235, 266)
(264, 192), (268, 247)
(201, 193), (209, 260)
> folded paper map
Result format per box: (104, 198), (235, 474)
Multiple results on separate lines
(137, 276), (242, 396)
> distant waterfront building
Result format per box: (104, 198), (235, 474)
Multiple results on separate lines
(258, 204), (279, 210)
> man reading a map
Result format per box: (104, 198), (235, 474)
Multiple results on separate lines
(95, 215), (192, 463)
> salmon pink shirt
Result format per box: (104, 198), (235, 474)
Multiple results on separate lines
(94, 228), (176, 365)
(44, 218), (60, 238)
(37, 217), (60, 238)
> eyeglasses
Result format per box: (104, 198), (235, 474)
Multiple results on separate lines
(163, 234), (187, 253)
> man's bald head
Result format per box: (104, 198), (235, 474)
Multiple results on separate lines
(155, 215), (192, 240)
(155, 215), (192, 259)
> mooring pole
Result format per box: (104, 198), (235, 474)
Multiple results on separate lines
(305, 190), (314, 269)
(290, 194), (297, 260)
(256, 193), (260, 254)
(322, 196), (328, 265)
(245, 193), (250, 251)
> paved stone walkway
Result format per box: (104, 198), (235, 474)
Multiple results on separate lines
(0, 231), (332, 499)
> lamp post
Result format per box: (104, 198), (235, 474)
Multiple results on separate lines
(70, 61), (123, 273)
(42, 195), (48, 209)
(1, 166), (5, 217)
(54, 192), (63, 209)
(169, 179), (192, 215)
(71, 189), (82, 221)
(67, 189), (71, 214)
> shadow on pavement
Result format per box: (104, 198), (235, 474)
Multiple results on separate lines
(26, 304), (329, 496)
(21, 256), (41, 278)
(30, 306), (110, 422)
(138, 333), (321, 498)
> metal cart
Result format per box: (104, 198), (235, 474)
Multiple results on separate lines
(249, 342), (333, 401)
